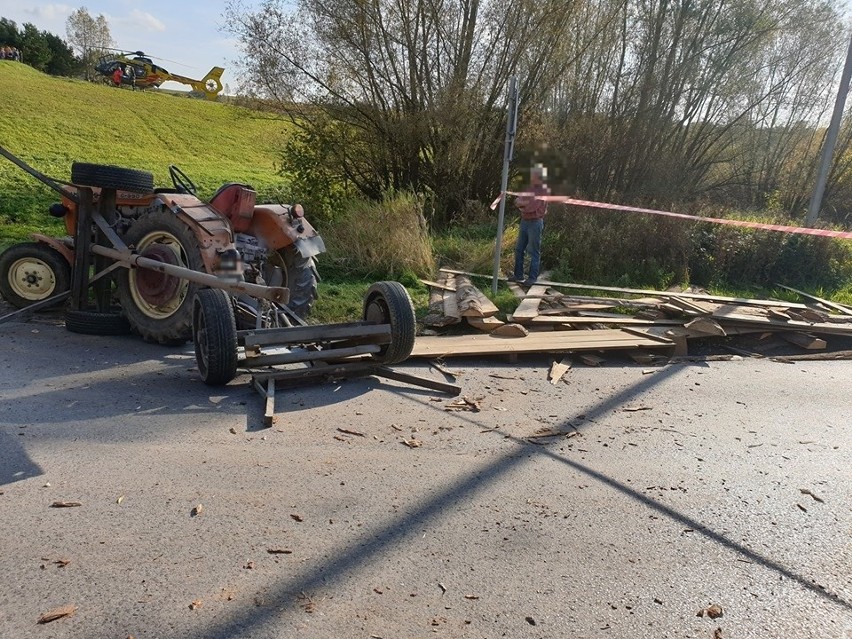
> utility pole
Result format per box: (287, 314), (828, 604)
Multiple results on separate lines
(492, 76), (520, 295)
(806, 33), (852, 227)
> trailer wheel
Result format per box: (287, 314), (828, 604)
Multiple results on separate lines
(268, 246), (319, 319)
(0, 242), (71, 309)
(363, 281), (416, 365)
(193, 288), (238, 385)
(65, 308), (131, 335)
(117, 210), (204, 345)
(71, 162), (154, 193)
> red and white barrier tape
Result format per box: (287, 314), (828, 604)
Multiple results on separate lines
(490, 192), (852, 240)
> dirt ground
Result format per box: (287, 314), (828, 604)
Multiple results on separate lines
(1, 310), (851, 639)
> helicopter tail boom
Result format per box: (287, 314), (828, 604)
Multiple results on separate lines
(169, 66), (225, 100)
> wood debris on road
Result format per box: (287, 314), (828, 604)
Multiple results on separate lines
(415, 269), (852, 361)
(37, 604), (77, 624)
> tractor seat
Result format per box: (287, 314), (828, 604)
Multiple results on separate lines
(208, 183), (257, 232)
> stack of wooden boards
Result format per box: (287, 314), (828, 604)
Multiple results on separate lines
(413, 269), (852, 360)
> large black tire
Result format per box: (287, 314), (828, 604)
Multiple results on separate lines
(71, 162), (154, 193)
(65, 308), (131, 335)
(362, 281), (416, 365)
(193, 289), (238, 385)
(0, 242), (71, 309)
(268, 246), (319, 319)
(116, 210), (204, 345)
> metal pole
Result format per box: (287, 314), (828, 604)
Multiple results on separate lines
(492, 76), (519, 295)
(806, 33), (852, 227)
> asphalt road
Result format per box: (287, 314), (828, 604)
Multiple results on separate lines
(1, 315), (850, 639)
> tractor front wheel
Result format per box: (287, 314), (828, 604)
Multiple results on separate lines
(117, 210), (204, 345)
(0, 242), (71, 309)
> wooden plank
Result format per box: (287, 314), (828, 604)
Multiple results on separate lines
(776, 283), (852, 317)
(621, 326), (682, 345)
(711, 308), (852, 336)
(455, 275), (499, 317)
(580, 354), (605, 367)
(439, 268), (810, 309)
(372, 367), (461, 395)
(491, 323), (529, 337)
(665, 296), (716, 316)
(466, 316), (505, 333)
(768, 308), (793, 321)
(683, 317), (726, 336)
(796, 308), (830, 323)
(549, 358), (571, 384)
(410, 329), (672, 358)
(422, 276), (460, 327)
(522, 316), (683, 326)
(544, 303), (618, 313)
(512, 284), (550, 321)
(771, 350), (852, 362)
(420, 278), (456, 292)
(780, 332), (827, 350)
(506, 281), (526, 298)
(442, 274), (461, 321)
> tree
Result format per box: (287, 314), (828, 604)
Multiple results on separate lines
(44, 32), (79, 76)
(0, 17), (21, 48)
(19, 23), (51, 71)
(225, 0), (614, 224)
(65, 7), (112, 79)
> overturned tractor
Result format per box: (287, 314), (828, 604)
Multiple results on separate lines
(0, 149), (417, 388)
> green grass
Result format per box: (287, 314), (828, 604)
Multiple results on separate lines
(311, 276), (431, 324)
(0, 61), (291, 247)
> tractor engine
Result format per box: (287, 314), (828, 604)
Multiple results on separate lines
(234, 233), (269, 284)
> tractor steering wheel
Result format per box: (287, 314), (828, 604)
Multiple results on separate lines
(168, 165), (197, 195)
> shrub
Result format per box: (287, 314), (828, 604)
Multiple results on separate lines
(541, 206), (690, 288)
(432, 222), (518, 275)
(321, 191), (435, 279)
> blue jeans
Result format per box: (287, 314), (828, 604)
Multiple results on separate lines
(514, 218), (544, 281)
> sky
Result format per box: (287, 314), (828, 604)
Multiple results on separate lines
(0, 0), (246, 92)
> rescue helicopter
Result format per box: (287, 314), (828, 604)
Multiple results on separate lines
(94, 49), (225, 100)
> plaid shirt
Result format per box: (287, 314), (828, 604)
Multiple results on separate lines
(517, 183), (550, 220)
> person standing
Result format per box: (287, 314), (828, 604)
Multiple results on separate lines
(512, 164), (550, 285)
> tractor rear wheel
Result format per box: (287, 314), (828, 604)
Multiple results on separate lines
(0, 242), (71, 309)
(193, 288), (238, 385)
(71, 162), (154, 193)
(117, 210), (204, 345)
(362, 281), (416, 365)
(267, 246), (318, 319)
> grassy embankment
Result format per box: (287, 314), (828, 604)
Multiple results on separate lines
(0, 61), (290, 245)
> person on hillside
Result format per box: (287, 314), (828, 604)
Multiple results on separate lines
(112, 67), (123, 86)
(511, 163), (551, 285)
